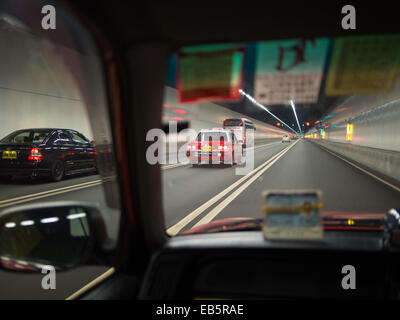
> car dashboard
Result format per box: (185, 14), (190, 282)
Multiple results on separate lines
(139, 231), (400, 300)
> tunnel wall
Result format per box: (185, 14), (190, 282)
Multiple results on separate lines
(0, 23), (94, 140)
(323, 99), (400, 152)
(308, 91), (400, 183)
(1, 21), (289, 147)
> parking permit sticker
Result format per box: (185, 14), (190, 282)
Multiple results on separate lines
(254, 38), (329, 105)
(262, 190), (324, 241)
(325, 35), (400, 96)
(178, 45), (245, 104)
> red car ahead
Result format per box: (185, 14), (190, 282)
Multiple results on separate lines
(186, 129), (243, 167)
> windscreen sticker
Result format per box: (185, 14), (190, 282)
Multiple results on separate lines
(177, 47), (245, 104)
(254, 38), (329, 105)
(325, 35), (400, 96)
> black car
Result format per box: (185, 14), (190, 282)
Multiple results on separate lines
(0, 129), (97, 182)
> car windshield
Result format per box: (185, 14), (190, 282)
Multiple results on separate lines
(224, 119), (243, 126)
(0, 130), (52, 144)
(161, 36), (400, 237)
(196, 132), (228, 142)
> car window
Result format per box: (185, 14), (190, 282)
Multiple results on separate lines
(70, 132), (89, 145)
(54, 132), (73, 145)
(161, 37), (400, 240)
(224, 119), (242, 126)
(1, 130), (51, 144)
(196, 132), (228, 141)
(0, 0), (121, 299)
(2, 131), (31, 144)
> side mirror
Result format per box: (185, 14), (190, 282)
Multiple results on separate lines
(0, 202), (113, 272)
(383, 208), (400, 248)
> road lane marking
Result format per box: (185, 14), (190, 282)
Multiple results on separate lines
(161, 162), (189, 170)
(0, 182), (103, 208)
(65, 267), (115, 300)
(321, 147), (400, 193)
(0, 179), (101, 204)
(166, 142), (294, 236)
(253, 141), (282, 150)
(193, 140), (298, 227)
(161, 141), (282, 171)
(0, 179), (102, 208)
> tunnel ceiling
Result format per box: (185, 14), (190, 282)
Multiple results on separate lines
(217, 74), (343, 132)
(73, 0), (400, 131)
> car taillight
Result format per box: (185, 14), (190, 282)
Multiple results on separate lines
(28, 148), (43, 160)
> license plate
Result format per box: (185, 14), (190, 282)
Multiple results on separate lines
(2, 151), (17, 160)
(202, 146), (211, 152)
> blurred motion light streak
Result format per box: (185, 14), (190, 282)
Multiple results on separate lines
(238, 89), (297, 134)
(290, 100), (303, 136)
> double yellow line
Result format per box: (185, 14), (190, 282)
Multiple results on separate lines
(166, 140), (298, 235)
(66, 267), (115, 300)
(0, 179), (103, 209)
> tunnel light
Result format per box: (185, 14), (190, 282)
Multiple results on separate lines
(238, 89), (298, 135)
(20, 220), (34, 226)
(40, 217), (59, 224)
(67, 213), (87, 220)
(290, 100), (303, 137)
(5, 222), (16, 228)
(173, 109), (187, 114)
(346, 123), (354, 141)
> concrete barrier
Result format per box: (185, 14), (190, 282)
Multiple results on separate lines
(306, 85), (400, 184)
(311, 136), (400, 184)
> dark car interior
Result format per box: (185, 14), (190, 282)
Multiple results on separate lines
(1, 0), (400, 303)
(63, 1), (400, 300)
